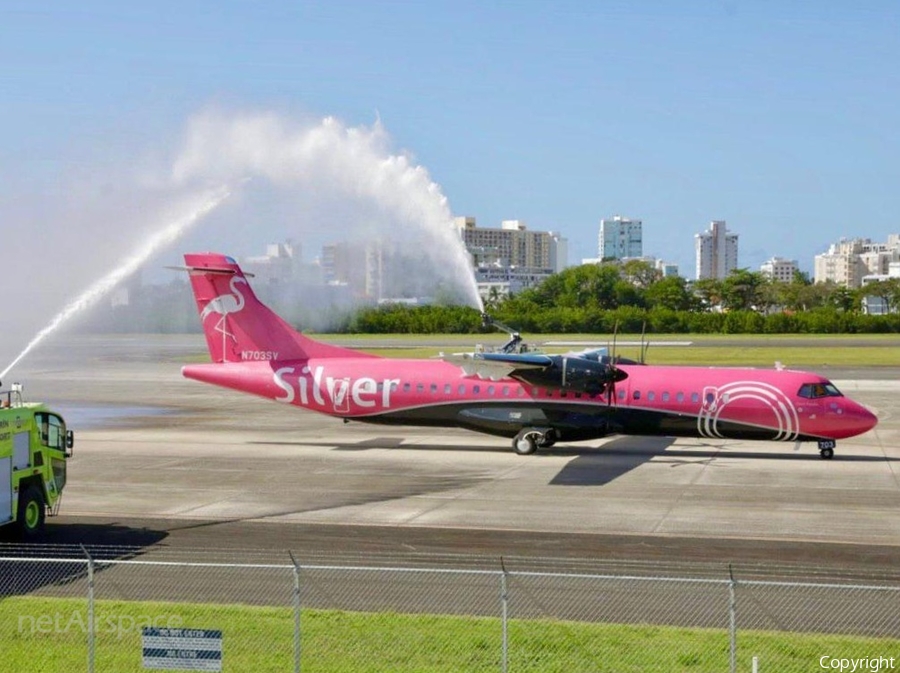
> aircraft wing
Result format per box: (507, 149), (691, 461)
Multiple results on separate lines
(440, 352), (553, 380)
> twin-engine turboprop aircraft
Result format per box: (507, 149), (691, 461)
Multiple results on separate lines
(180, 253), (877, 459)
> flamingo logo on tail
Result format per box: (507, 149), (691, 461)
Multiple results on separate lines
(200, 276), (248, 361)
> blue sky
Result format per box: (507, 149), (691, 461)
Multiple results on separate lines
(3, 1), (899, 277)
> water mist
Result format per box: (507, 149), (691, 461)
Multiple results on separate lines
(172, 111), (483, 311)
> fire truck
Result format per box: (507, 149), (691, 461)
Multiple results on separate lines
(0, 383), (73, 539)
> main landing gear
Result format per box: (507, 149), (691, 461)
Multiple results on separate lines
(512, 428), (557, 456)
(818, 439), (836, 460)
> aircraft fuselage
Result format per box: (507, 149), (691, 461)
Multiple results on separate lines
(182, 357), (877, 444)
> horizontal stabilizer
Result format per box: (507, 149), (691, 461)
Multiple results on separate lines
(166, 264), (256, 277)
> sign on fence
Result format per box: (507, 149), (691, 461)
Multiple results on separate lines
(142, 627), (223, 671)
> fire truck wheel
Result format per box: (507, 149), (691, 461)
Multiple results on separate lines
(17, 486), (46, 539)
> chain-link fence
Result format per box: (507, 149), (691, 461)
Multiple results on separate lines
(2, 552), (898, 672)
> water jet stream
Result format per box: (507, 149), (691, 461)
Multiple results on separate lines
(0, 185), (232, 380)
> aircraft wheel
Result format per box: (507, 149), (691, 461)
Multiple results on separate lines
(820, 447), (834, 460)
(512, 433), (538, 456)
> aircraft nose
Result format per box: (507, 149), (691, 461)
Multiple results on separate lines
(841, 402), (878, 438)
(856, 405), (878, 434)
(818, 400), (878, 439)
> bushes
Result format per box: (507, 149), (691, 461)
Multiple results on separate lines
(329, 304), (900, 335)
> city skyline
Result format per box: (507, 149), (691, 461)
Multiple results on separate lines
(2, 2), (899, 350)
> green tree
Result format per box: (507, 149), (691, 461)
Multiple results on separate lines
(828, 285), (859, 313)
(620, 259), (661, 289)
(646, 275), (697, 312)
(522, 264), (622, 310)
(720, 269), (769, 312)
(692, 278), (724, 312)
(860, 278), (900, 314)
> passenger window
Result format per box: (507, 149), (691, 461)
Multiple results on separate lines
(473, 385), (481, 394)
(633, 390), (641, 400)
(443, 383), (451, 394)
(430, 383), (438, 394)
(416, 383), (424, 393)
(403, 382), (411, 393)
(662, 392), (670, 402)
(502, 386), (510, 396)
(488, 385), (496, 396)
(692, 392), (700, 404)
(458, 384), (466, 395)
(676, 392), (684, 403)
(647, 391), (655, 402)
(618, 389), (626, 401)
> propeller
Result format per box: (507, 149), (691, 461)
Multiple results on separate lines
(606, 322), (621, 408)
(601, 322), (632, 433)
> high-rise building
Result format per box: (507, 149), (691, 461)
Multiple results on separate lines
(814, 237), (900, 289)
(550, 233), (568, 273)
(455, 216), (568, 300)
(599, 216), (642, 260)
(695, 220), (738, 280)
(242, 241), (303, 286)
(454, 217), (565, 272)
(760, 257), (798, 283)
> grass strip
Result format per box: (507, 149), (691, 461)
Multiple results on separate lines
(1, 596), (895, 672)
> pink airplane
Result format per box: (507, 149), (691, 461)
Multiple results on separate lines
(181, 253), (877, 460)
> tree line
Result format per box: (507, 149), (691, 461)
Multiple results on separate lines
(337, 260), (900, 334)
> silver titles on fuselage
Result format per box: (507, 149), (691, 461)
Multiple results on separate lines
(273, 365), (398, 412)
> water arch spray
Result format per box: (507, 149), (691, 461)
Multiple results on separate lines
(172, 112), (484, 311)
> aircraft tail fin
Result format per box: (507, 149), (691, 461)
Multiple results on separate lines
(182, 252), (372, 363)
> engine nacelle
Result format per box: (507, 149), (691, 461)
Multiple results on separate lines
(513, 355), (625, 396)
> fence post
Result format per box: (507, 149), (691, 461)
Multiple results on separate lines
(81, 545), (95, 673)
(729, 564), (737, 673)
(289, 551), (301, 673)
(500, 558), (509, 673)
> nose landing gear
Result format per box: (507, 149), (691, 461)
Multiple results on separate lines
(818, 439), (836, 460)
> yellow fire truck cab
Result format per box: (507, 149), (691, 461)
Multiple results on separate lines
(0, 382), (73, 539)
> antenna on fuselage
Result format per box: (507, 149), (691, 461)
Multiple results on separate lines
(639, 321), (650, 364)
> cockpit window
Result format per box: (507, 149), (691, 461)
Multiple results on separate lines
(798, 382), (843, 399)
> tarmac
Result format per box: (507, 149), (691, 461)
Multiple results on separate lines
(9, 334), (900, 579)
